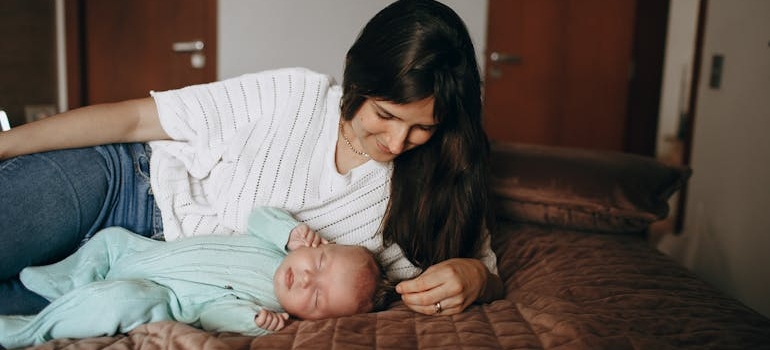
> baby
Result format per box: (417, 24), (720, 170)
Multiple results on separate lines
(0, 207), (390, 348)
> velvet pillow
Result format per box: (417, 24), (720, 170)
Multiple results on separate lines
(489, 142), (691, 234)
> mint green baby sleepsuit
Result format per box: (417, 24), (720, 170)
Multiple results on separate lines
(0, 207), (300, 347)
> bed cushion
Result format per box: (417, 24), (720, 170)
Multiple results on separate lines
(493, 222), (770, 349)
(490, 142), (691, 234)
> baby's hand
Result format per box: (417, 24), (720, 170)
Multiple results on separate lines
(287, 223), (328, 250)
(255, 309), (290, 332)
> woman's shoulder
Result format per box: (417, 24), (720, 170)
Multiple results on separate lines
(232, 67), (335, 85)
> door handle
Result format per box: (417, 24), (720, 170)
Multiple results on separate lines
(172, 41), (206, 69)
(172, 40), (205, 53)
(490, 52), (522, 64)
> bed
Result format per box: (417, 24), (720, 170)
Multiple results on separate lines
(23, 142), (770, 350)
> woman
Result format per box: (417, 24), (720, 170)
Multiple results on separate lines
(0, 0), (502, 316)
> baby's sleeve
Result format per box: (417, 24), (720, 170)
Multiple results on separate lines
(198, 297), (270, 336)
(246, 207), (300, 251)
(149, 73), (267, 179)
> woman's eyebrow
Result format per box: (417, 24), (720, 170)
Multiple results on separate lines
(373, 101), (437, 127)
(372, 101), (398, 119)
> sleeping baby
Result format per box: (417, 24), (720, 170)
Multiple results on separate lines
(0, 207), (391, 348)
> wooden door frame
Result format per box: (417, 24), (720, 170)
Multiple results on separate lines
(624, 0), (670, 156)
(674, 0), (707, 233)
(64, 0), (84, 109)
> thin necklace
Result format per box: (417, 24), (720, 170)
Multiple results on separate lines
(339, 122), (370, 158)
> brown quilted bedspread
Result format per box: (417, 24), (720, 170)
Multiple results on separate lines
(23, 222), (770, 350)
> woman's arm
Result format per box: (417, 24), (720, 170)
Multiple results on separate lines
(0, 97), (168, 160)
(395, 258), (504, 316)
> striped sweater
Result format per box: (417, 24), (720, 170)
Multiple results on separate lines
(148, 67), (496, 280)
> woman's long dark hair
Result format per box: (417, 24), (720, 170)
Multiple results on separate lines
(341, 0), (492, 270)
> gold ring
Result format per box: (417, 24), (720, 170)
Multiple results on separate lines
(434, 302), (442, 314)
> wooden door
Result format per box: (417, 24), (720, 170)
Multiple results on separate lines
(66, 0), (216, 107)
(483, 0), (636, 151)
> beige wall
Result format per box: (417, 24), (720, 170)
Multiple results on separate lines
(217, 0), (488, 82)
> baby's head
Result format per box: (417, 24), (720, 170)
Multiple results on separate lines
(273, 243), (392, 320)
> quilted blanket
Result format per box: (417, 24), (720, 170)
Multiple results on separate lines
(21, 221), (770, 350)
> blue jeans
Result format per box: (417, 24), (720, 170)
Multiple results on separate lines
(0, 143), (162, 315)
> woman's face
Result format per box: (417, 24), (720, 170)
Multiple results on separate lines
(350, 97), (437, 162)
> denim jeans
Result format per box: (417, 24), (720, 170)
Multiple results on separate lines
(0, 143), (162, 315)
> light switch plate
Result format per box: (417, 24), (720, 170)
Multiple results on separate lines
(709, 54), (724, 89)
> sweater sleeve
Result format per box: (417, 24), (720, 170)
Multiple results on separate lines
(150, 73), (272, 179)
(478, 228), (498, 275)
(151, 73), (271, 146)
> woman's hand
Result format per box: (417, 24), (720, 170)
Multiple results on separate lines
(255, 309), (290, 332)
(395, 258), (500, 316)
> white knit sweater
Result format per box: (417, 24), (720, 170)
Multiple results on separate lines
(148, 67), (496, 280)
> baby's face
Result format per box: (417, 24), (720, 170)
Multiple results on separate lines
(273, 244), (373, 320)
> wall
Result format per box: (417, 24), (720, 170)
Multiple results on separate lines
(657, 0), (770, 317)
(217, 0), (488, 82)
